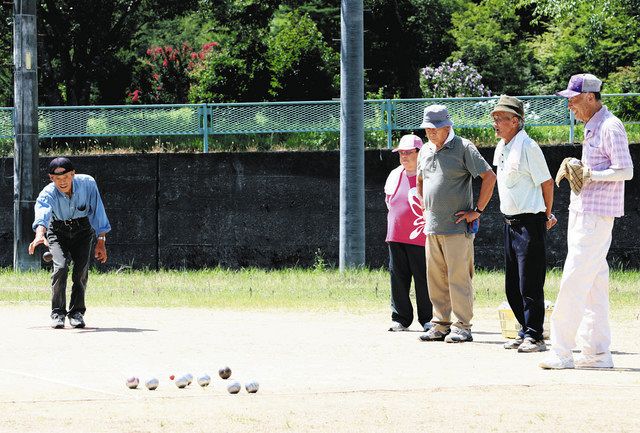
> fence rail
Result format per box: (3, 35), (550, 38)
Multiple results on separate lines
(2, 94), (639, 150)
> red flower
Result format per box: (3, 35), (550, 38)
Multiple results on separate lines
(129, 89), (140, 102)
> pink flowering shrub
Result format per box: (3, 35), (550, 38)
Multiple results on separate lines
(127, 42), (218, 104)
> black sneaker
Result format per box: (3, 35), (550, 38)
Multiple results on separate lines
(51, 314), (65, 329)
(69, 313), (85, 328)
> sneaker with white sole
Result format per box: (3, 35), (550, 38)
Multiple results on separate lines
(69, 312), (86, 328)
(539, 352), (574, 369)
(575, 352), (614, 368)
(419, 327), (450, 341)
(388, 321), (407, 332)
(517, 337), (547, 353)
(503, 336), (524, 350)
(51, 314), (65, 329)
(444, 327), (473, 343)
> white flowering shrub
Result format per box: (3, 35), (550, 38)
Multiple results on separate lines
(420, 60), (491, 98)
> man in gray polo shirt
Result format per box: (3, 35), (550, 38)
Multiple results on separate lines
(417, 105), (496, 343)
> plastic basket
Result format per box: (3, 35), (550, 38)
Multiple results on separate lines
(498, 301), (553, 340)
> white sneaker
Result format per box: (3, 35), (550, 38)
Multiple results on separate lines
(388, 321), (407, 332)
(539, 352), (574, 369)
(575, 352), (614, 368)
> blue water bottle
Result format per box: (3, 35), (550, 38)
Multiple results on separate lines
(467, 218), (479, 234)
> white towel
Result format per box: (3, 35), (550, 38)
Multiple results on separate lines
(493, 129), (527, 174)
(384, 166), (404, 196)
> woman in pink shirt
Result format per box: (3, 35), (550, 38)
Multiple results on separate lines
(385, 134), (433, 332)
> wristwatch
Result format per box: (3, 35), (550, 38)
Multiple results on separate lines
(97, 236), (106, 242)
(473, 206), (483, 214)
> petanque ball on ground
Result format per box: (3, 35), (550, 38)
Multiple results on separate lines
(126, 377), (139, 389)
(218, 366), (232, 379)
(226, 381), (241, 394)
(245, 381), (259, 394)
(197, 374), (211, 387)
(145, 378), (159, 390)
(42, 251), (53, 263)
(185, 373), (193, 385)
(175, 376), (189, 388)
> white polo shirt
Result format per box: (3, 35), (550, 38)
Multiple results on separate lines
(495, 132), (551, 216)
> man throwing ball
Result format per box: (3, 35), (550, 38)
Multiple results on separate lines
(28, 157), (111, 329)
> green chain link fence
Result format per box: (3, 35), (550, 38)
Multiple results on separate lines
(2, 94), (639, 150)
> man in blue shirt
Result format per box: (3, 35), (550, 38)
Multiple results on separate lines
(28, 157), (111, 329)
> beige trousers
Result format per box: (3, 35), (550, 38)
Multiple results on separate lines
(426, 233), (474, 331)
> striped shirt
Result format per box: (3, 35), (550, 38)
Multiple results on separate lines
(569, 106), (633, 217)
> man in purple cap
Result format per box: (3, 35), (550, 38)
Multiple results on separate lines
(385, 134), (433, 332)
(540, 74), (634, 369)
(28, 157), (111, 329)
(416, 105), (496, 343)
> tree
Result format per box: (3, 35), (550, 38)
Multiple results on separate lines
(364, 0), (465, 98)
(529, 0), (640, 94)
(267, 11), (338, 100)
(449, 0), (536, 95)
(189, 0), (281, 102)
(38, 0), (198, 105)
(0, 4), (12, 106)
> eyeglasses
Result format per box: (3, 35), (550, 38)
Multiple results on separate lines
(398, 149), (417, 155)
(492, 116), (514, 123)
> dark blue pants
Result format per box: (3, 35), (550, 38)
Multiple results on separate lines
(388, 242), (432, 328)
(503, 214), (547, 340)
(47, 218), (95, 319)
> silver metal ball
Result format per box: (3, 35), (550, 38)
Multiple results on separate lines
(175, 376), (189, 388)
(245, 381), (259, 393)
(145, 378), (159, 390)
(197, 374), (211, 387)
(126, 377), (139, 389)
(226, 380), (241, 394)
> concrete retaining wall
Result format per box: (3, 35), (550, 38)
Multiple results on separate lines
(1, 144), (638, 270)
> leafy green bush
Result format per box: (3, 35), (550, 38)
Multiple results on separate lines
(603, 65), (640, 122)
(267, 11), (339, 101)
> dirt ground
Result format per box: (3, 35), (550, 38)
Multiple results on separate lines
(1, 305), (639, 433)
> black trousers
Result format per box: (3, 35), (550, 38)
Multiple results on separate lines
(388, 242), (432, 328)
(503, 213), (547, 340)
(47, 217), (95, 318)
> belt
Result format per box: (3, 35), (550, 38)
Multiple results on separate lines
(503, 212), (546, 226)
(51, 217), (90, 230)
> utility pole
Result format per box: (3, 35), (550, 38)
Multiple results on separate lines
(13, 0), (39, 270)
(338, 0), (365, 271)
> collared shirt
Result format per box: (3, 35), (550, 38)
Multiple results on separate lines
(417, 135), (492, 235)
(570, 106), (633, 217)
(495, 130), (551, 216)
(33, 174), (111, 234)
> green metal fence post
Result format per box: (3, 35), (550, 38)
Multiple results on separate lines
(386, 99), (393, 149)
(201, 104), (209, 152)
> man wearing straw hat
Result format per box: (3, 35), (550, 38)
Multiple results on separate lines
(416, 105), (496, 343)
(491, 95), (557, 353)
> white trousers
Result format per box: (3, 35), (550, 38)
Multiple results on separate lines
(550, 210), (614, 358)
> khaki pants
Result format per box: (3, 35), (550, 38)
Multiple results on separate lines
(426, 233), (474, 331)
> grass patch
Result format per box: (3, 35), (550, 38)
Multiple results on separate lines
(0, 268), (638, 314)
